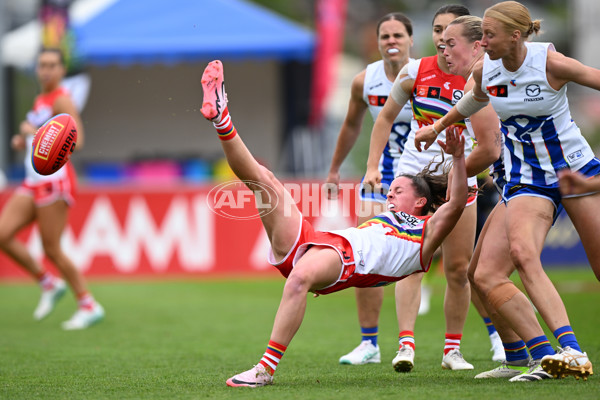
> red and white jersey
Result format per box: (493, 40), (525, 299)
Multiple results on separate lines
(393, 56), (477, 187)
(24, 87), (71, 184)
(330, 210), (431, 278)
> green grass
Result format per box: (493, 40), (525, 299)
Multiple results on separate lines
(1, 268), (599, 399)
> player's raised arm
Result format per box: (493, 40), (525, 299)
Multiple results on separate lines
(421, 128), (467, 260)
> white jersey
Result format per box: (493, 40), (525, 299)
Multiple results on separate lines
(330, 210), (430, 278)
(363, 60), (413, 177)
(482, 42), (595, 187)
(396, 57), (477, 186)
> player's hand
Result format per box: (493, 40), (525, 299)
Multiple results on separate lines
(558, 169), (597, 195)
(11, 134), (25, 150)
(414, 124), (438, 152)
(363, 167), (383, 195)
(438, 126), (464, 158)
(19, 120), (36, 136)
(325, 172), (340, 200)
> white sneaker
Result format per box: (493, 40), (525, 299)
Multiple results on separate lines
(441, 349), (474, 370)
(509, 359), (553, 381)
(489, 332), (506, 362)
(61, 303), (104, 330)
(541, 346), (594, 380)
(339, 340), (381, 365)
(392, 345), (415, 372)
(418, 284), (431, 315)
(33, 279), (67, 320)
(474, 359), (530, 379)
(226, 364), (273, 387)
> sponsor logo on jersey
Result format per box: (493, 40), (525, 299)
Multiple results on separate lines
(486, 85), (508, 97)
(420, 74), (437, 82)
(357, 250), (365, 267)
(368, 94), (388, 106)
(567, 150), (584, 163)
(452, 89), (464, 104)
(398, 211), (421, 227)
(524, 84), (544, 102)
(486, 71), (501, 81)
(368, 82), (383, 90)
(510, 79), (517, 86)
(417, 85), (440, 99)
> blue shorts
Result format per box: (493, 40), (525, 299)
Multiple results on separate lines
(562, 157), (600, 198)
(502, 183), (564, 224)
(359, 172), (393, 203)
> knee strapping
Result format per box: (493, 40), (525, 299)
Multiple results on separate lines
(486, 281), (521, 310)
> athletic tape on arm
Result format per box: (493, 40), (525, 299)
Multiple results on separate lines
(390, 64), (411, 106)
(456, 90), (489, 117)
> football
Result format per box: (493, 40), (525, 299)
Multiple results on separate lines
(31, 113), (78, 176)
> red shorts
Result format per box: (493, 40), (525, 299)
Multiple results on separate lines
(16, 163), (77, 207)
(269, 218), (404, 295)
(269, 218), (428, 294)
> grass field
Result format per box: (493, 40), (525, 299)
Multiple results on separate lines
(1, 268), (599, 399)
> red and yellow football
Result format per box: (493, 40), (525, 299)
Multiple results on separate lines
(31, 113), (78, 176)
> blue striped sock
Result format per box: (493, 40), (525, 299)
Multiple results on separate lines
(526, 335), (555, 360)
(361, 326), (378, 346)
(503, 340), (529, 362)
(483, 317), (497, 335)
(553, 325), (581, 352)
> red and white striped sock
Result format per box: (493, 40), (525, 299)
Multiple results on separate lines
(77, 292), (95, 311)
(213, 107), (237, 141)
(399, 330), (415, 351)
(444, 333), (462, 355)
(36, 271), (57, 290)
(258, 340), (287, 376)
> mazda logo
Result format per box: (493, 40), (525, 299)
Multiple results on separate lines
(526, 84), (541, 97)
(453, 90), (463, 101)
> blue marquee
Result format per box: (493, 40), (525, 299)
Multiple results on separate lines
(73, 0), (315, 66)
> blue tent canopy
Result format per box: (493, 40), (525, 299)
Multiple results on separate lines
(73, 0), (315, 66)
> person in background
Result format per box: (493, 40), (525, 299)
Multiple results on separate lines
(364, 5), (503, 372)
(414, 1), (596, 381)
(326, 12), (419, 366)
(0, 48), (104, 330)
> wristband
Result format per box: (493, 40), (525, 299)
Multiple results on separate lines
(432, 120), (446, 135)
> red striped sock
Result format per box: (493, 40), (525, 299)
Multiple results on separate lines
(213, 107), (237, 141)
(399, 330), (415, 351)
(444, 333), (462, 355)
(36, 271), (56, 290)
(258, 340), (287, 376)
(77, 292), (95, 311)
